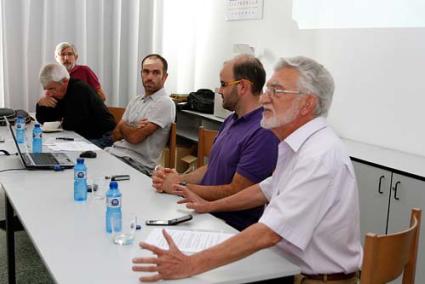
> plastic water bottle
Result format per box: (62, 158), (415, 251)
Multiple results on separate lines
(74, 158), (88, 201)
(32, 123), (42, 153)
(106, 181), (122, 233)
(15, 115), (25, 144)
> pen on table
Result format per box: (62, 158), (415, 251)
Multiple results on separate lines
(56, 137), (74, 141)
(105, 175), (130, 181)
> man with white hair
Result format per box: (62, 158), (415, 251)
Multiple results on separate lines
(37, 42), (107, 109)
(132, 56), (362, 284)
(36, 63), (115, 148)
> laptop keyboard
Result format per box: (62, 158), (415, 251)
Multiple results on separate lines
(29, 153), (58, 164)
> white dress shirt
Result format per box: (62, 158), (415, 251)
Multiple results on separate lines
(259, 117), (363, 274)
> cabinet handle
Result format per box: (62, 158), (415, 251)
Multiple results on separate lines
(393, 181), (401, 200)
(378, 175), (385, 194)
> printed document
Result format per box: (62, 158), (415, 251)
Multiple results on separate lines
(145, 229), (235, 253)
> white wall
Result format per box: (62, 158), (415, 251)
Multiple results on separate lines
(161, 0), (425, 157)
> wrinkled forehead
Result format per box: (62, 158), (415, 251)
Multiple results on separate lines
(267, 67), (300, 88)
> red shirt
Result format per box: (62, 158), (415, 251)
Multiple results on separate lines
(69, 65), (101, 91)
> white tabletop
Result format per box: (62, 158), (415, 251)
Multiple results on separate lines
(0, 125), (299, 284)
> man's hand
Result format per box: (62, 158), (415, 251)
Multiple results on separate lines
(132, 229), (194, 282)
(37, 96), (58, 107)
(151, 166), (180, 193)
(175, 185), (212, 213)
(137, 118), (149, 128)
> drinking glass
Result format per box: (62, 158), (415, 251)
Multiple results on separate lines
(111, 215), (138, 246)
(88, 176), (107, 200)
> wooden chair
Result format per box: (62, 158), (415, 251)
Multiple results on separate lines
(197, 127), (218, 168)
(164, 122), (176, 168)
(361, 208), (422, 284)
(107, 106), (125, 124)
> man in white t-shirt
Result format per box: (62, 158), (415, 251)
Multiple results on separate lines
(131, 56), (362, 283)
(105, 54), (175, 176)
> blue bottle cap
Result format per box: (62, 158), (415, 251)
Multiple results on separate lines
(34, 123), (41, 128)
(109, 181), (118, 189)
(76, 158), (84, 164)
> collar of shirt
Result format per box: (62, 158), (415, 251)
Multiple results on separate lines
(140, 88), (167, 103)
(229, 106), (263, 124)
(282, 117), (328, 153)
(69, 65), (82, 74)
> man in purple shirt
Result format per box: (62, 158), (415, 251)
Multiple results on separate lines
(152, 54), (279, 230)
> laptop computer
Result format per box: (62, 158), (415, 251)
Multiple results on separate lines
(5, 117), (74, 170)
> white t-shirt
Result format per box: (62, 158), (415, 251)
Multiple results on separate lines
(259, 117), (363, 274)
(106, 88), (175, 170)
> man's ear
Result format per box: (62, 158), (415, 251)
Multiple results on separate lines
(238, 79), (251, 96)
(301, 95), (317, 116)
(61, 78), (69, 85)
(75, 54), (79, 61)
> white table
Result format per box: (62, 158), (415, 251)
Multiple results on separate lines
(0, 126), (299, 283)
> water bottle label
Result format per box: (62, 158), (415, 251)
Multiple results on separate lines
(74, 171), (86, 179)
(33, 132), (42, 139)
(16, 124), (22, 129)
(107, 197), (121, 208)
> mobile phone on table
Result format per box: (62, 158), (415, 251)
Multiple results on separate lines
(145, 214), (193, 226)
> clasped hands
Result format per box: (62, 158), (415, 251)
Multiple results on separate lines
(151, 166), (211, 213)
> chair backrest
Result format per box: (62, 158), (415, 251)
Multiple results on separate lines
(197, 127), (218, 168)
(164, 122), (176, 168)
(108, 106), (125, 124)
(361, 208), (422, 284)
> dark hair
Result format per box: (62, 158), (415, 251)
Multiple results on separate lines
(141, 54), (168, 74)
(233, 56), (265, 95)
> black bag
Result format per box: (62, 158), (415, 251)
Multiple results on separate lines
(185, 89), (215, 114)
(0, 108), (32, 126)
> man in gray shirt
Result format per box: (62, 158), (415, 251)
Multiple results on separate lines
(105, 54), (175, 176)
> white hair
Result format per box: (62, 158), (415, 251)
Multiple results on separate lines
(274, 56), (335, 117)
(39, 63), (70, 88)
(55, 42), (78, 57)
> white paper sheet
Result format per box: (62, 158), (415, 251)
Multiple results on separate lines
(47, 141), (99, 152)
(144, 229), (235, 253)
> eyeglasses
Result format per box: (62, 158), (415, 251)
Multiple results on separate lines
(59, 52), (75, 57)
(219, 80), (242, 88)
(263, 87), (304, 98)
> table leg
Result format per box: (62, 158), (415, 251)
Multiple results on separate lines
(5, 195), (16, 284)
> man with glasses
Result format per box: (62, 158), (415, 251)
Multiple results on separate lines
(134, 56), (362, 284)
(152, 54), (279, 231)
(38, 42), (106, 109)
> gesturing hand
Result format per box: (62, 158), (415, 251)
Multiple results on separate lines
(132, 229), (194, 282)
(175, 184), (212, 213)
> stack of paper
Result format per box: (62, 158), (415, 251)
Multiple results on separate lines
(144, 229), (235, 253)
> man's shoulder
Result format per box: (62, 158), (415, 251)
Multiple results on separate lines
(72, 65), (93, 73)
(67, 78), (97, 98)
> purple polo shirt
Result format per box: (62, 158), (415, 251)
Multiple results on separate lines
(200, 107), (279, 231)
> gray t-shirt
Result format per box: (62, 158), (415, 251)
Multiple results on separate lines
(106, 88), (175, 171)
